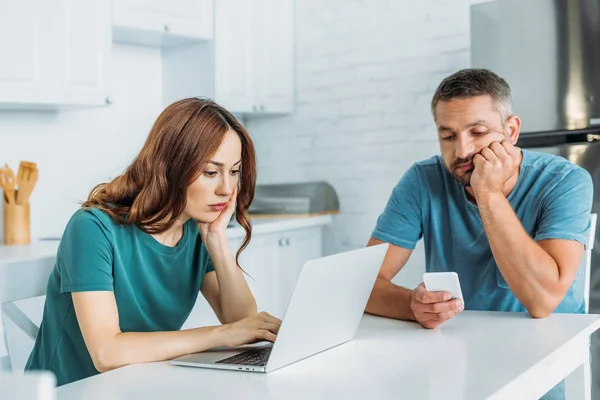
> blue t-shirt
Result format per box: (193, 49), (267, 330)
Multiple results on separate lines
(373, 149), (593, 314)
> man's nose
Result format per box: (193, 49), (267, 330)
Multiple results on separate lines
(455, 136), (475, 160)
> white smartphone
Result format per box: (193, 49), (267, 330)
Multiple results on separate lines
(423, 272), (464, 301)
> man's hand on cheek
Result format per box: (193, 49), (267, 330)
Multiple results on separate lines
(470, 140), (521, 197)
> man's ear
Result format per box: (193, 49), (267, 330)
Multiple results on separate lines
(506, 115), (521, 145)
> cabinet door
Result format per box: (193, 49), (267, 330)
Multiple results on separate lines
(113, 0), (213, 42)
(253, 0), (293, 114)
(214, 0), (254, 113)
(279, 227), (323, 312)
(238, 232), (284, 318)
(0, 0), (54, 104)
(54, 0), (111, 106)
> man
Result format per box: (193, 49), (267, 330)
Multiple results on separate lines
(367, 68), (593, 324)
(365, 68), (593, 398)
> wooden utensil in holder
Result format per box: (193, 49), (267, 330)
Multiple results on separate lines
(1, 162), (38, 245)
(3, 199), (30, 245)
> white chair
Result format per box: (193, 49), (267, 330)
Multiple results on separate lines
(583, 213), (597, 314)
(0, 256), (56, 371)
(0, 371), (56, 400)
(566, 213), (597, 400)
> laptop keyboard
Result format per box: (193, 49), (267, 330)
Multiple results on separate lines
(215, 346), (272, 366)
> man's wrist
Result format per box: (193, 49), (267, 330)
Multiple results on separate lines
(474, 190), (505, 208)
(405, 289), (417, 321)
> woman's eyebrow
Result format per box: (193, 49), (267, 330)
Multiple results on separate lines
(208, 160), (242, 167)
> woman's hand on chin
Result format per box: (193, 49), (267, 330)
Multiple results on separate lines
(197, 186), (237, 241)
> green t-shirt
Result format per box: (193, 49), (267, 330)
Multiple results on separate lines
(25, 208), (215, 386)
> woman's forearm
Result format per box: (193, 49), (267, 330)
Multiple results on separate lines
(92, 325), (225, 372)
(204, 233), (257, 322)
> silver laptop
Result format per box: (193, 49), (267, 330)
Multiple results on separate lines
(171, 243), (388, 373)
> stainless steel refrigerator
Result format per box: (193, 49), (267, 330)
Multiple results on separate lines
(471, 0), (600, 393)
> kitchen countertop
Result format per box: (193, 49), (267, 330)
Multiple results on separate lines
(0, 215), (333, 265)
(226, 214), (332, 239)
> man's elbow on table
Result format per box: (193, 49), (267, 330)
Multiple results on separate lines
(527, 306), (553, 319)
(525, 290), (567, 319)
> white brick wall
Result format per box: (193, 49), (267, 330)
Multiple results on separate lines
(247, 0), (489, 284)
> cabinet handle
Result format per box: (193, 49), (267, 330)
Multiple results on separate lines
(278, 238), (286, 247)
(285, 237), (291, 246)
(164, 24), (171, 32)
(252, 105), (258, 112)
(105, 96), (113, 105)
(260, 104), (265, 111)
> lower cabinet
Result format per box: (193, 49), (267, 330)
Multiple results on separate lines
(182, 225), (324, 329)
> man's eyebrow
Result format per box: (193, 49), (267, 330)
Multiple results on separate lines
(438, 120), (489, 133)
(464, 120), (488, 128)
(438, 125), (455, 133)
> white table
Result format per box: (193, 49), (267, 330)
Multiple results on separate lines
(57, 311), (600, 400)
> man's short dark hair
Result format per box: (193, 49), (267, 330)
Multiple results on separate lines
(431, 68), (513, 120)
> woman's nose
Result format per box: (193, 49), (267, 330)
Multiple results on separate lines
(217, 176), (233, 196)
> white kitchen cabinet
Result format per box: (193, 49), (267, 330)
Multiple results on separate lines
(237, 226), (323, 318)
(278, 227), (323, 309)
(0, 0), (111, 109)
(54, 0), (111, 107)
(163, 0), (294, 115)
(0, 0), (54, 105)
(182, 225), (324, 329)
(213, 0), (254, 113)
(252, 0), (294, 114)
(112, 0), (213, 47)
(238, 232), (285, 316)
(214, 0), (293, 114)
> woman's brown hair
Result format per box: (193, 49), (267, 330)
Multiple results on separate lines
(82, 97), (256, 265)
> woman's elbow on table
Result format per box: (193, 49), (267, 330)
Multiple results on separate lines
(89, 340), (124, 373)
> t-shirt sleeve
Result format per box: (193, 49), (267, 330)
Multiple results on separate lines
(59, 211), (114, 293)
(534, 168), (594, 247)
(371, 164), (423, 250)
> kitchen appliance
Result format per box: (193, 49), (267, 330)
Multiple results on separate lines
(471, 0), (600, 303)
(249, 181), (339, 218)
(471, 0), (600, 393)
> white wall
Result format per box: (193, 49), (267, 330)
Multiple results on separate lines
(246, 0), (487, 285)
(0, 44), (164, 241)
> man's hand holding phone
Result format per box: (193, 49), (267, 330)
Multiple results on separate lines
(411, 272), (465, 329)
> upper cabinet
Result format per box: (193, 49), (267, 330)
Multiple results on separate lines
(0, 0), (111, 110)
(0, 0), (54, 106)
(215, 0), (294, 114)
(0, 0), (292, 114)
(251, 0), (294, 114)
(163, 0), (294, 115)
(214, 0), (254, 113)
(112, 0), (213, 47)
(54, 0), (112, 107)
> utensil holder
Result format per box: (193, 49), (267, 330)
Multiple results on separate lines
(3, 199), (30, 245)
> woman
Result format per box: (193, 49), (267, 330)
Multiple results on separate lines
(25, 98), (281, 386)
